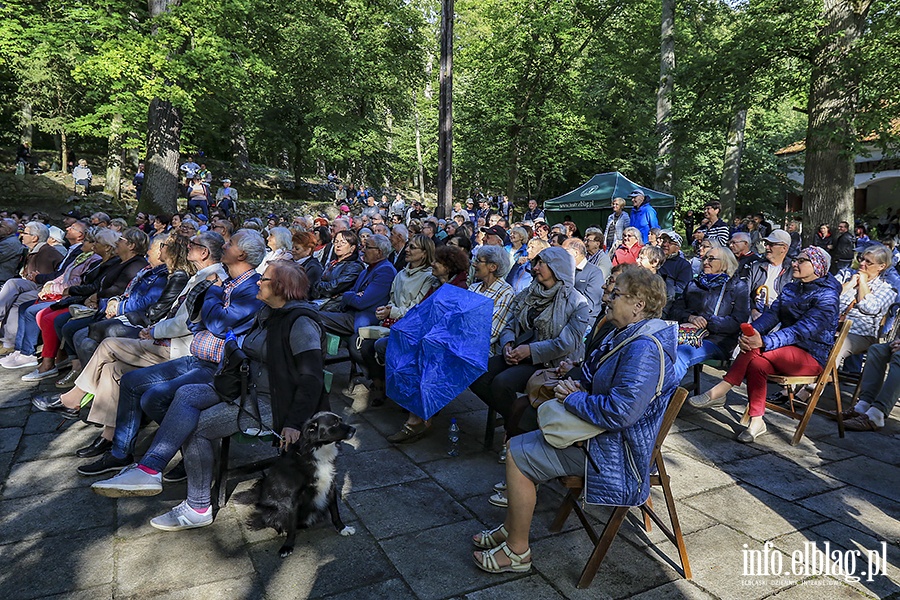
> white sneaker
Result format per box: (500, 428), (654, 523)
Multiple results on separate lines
(21, 367), (59, 382)
(0, 351), (19, 367)
(150, 501), (213, 531)
(2, 352), (38, 369)
(91, 465), (162, 497)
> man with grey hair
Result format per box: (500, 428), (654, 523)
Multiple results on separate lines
(0, 221), (63, 363)
(389, 223), (409, 270)
(583, 229), (613, 273)
(90, 212), (111, 227)
(74, 229), (265, 476)
(729, 231), (762, 284)
(562, 237), (607, 321)
(469, 245), (515, 356)
(319, 233), (397, 369)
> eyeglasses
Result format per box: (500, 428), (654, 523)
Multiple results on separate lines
(608, 288), (631, 300)
(701, 256), (720, 263)
(623, 234), (636, 240)
(858, 257), (880, 266)
(188, 240), (207, 250)
(364, 245), (380, 251)
(259, 277), (273, 282)
(791, 257), (811, 264)
(475, 259), (491, 264)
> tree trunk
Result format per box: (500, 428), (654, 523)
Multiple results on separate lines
(20, 102), (33, 145)
(230, 107), (250, 170)
(802, 0), (871, 244)
(719, 107), (747, 223)
(436, 0), (454, 219)
(60, 131), (68, 174)
(414, 93), (426, 201)
(139, 98), (182, 214)
(655, 0), (675, 193)
(104, 113), (125, 199)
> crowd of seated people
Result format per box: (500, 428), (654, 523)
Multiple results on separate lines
(1, 193), (896, 553)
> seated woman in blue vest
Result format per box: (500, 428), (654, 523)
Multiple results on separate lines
(471, 268), (679, 573)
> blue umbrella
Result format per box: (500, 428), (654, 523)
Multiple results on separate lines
(385, 284), (492, 420)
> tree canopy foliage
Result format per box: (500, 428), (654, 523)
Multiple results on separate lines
(0, 0), (898, 220)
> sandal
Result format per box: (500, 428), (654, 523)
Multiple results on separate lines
(472, 523), (508, 549)
(386, 422), (431, 444)
(473, 542), (532, 573)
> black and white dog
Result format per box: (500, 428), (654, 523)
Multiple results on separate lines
(242, 411), (356, 557)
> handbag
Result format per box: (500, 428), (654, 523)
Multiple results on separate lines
(537, 332), (666, 449)
(677, 284), (727, 348)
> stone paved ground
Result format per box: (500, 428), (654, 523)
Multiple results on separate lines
(0, 362), (898, 599)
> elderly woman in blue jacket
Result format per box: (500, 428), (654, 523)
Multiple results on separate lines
(472, 268), (679, 574)
(668, 246), (749, 382)
(690, 246), (841, 443)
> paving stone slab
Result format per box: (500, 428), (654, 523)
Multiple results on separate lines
(0, 526), (114, 599)
(682, 482), (828, 542)
(461, 484), (574, 541)
(799, 488), (900, 546)
(680, 524), (789, 600)
(627, 579), (717, 599)
(114, 491), (211, 540)
(336, 447), (428, 493)
(43, 584), (115, 600)
(380, 518), (520, 600)
(656, 451), (736, 499)
(462, 574), (566, 599)
(0, 386), (35, 409)
(248, 525), (396, 599)
(2, 455), (91, 498)
(771, 524), (900, 599)
(812, 455), (900, 502)
(23, 409), (80, 435)
(115, 509), (255, 597)
(339, 417), (392, 453)
(724, 454), (845, 501)
(663, 428), (764, 466)
(0, 426), (21, 454)
(0, 404), (31, 428)
(127, 577), (261, 600)
(817, 430), (900, 467)
(345, 478), (470, 540)
(530, 528), (679, 600)
(421, 453), (511, 501)
(0, 486), (115, 543)
(0, 451), (12, 482)
(319, 577), (417, 600)
(749, 433), (858, 469)
(394, 423), (485, 464)
(16, 427), (100, 462)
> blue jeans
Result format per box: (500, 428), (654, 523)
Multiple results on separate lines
(673, 341), (727, 383)
(16, 300), (44, 355)
(61, 315), (93, 356)
(187, 199), (209, 217)
(111, 356), (215, 459)
(141, 383), (221, 473)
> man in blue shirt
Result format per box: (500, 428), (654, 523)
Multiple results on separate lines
(629, 190), (659, 244)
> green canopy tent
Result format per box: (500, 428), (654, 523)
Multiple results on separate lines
(542, 172), (676, 237)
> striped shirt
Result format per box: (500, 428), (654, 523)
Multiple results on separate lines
(469, 278), (515, 356)
(704, 219), (731, 246)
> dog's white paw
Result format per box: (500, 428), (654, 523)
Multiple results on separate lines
(340, 525), (356, 536)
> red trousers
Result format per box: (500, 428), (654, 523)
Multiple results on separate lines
(36, 307), (69, 359)
(724, 346), (823, 417)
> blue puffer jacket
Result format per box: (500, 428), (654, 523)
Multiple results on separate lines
(116, 263), (169, 316)
(752, 274), (841, 368)
(630, 202), (659, 244)
(564, 319), (679, 507)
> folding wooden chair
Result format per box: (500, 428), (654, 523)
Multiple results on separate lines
(742, 319), (852, 445)
(548, 387), (691, 588)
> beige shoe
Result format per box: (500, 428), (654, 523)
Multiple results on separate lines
(0, 346), (15, 356)
(736, 419), (767, 443)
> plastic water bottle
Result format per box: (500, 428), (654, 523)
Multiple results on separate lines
(448, 418), (460, 457)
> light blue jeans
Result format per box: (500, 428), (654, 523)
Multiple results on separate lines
(673, 341), (727, 383)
